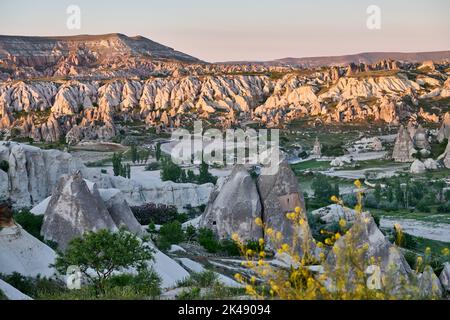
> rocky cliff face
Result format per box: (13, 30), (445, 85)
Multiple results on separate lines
(1, 68), (448, 144)
(1, 34), (449, 142)
(199, 165), (263, 241)
(200, 162), (315, 256)
(0, 142), (213, 210)
(41, 172), (143, 250)
(0, 34), (201, 80)
(392, 125), (416, 162)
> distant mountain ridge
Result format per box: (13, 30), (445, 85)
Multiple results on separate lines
(0, 33), (201, 65)
(219, 51), (450, 67)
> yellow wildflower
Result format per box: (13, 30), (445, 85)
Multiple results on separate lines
(266, 228), (274, 236)
(354, 179), (362, 189)
(255, 217), (263, 226)
(330, 195), (339, 203)
(339, 218), (346, 228)
(231, 233), (239, 242)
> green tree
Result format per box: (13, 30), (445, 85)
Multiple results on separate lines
(155, 143), (162, 161)
(130, 145), (138, 164)
(311, 175), (334, 204)
(54, 229), (153, 295)
(197, 161), (217, 184)
(158, 221), (184, 250)
(160, 158), (182, 182)
(374, 183), (382, 202)
(198, 228), (220, 253)
(112, 153), (123, 177)
(333, 183), (340, 198)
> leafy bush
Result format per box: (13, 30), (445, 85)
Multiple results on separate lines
(13, 210), (44, 241)
(177, 287), (201, 300)
(197, 228), (249, 256)
(131, 203), (178, 225)
(416, 196), (433, 213)
(311, 174), (334, 204)
(220, 239), (240, 256)
(437, 201), (450, 213)
(185, 225), (197, 242)
(198, 228), (221, 253)
(189, 271), (218, 287)
(106, 269), (161, 299)
(145, 162), (161, 171)
(160, 157), (182, 182)
(54, 229), (153, 294)
(158, 221), (184, 250)
(0, 273), (64, 298)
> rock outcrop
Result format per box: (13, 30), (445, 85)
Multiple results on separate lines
(311, 137), (321, 157)
(0, 225), (56, 277)
(311, 204), (356, 225)
(438, 140), (450, 169)
(439, 262), (450, 292)
(0, 142), (214, 210)
(392, 125), (416, 162)
(437, 112), (450, 143)
(417, 266), (443, 298)
(410, 160), (426, 174)
(199, 165), (262, 241)
(412, 125), (430, 150)
(325, 212), (412, 294)
(98, 188), (144, 235)
(257, 161), (314, 254)
(41, 172), (119, 250)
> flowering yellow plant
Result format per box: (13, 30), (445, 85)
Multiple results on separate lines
(231, 181), (443, 300)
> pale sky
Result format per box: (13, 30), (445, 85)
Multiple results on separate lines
(0, 0), (449, 62)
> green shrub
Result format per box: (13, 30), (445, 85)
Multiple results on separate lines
(106, 269), (161, 299)
(185, 225), (197, 242)
(198, 228), (221, 253)
(13, 210), (44, 241)
(177, 287), (201, 300)
(54, 229), (153, 295)
(0, 273), (64, 299)
(190, 271), (218, 287)
(0, 289), (6, 300)
(160, 158), (182, 182)
(145, 162), (161, 171)
(158, 221), (184, 250)
(131, 203), (178, 225)
(437, 201), (450, 213)
(220, 239), (240, 256)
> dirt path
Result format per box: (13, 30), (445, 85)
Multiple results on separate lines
(380, 217), (450, 242)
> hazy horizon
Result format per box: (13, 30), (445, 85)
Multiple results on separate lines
(1, 0), (449, 62)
